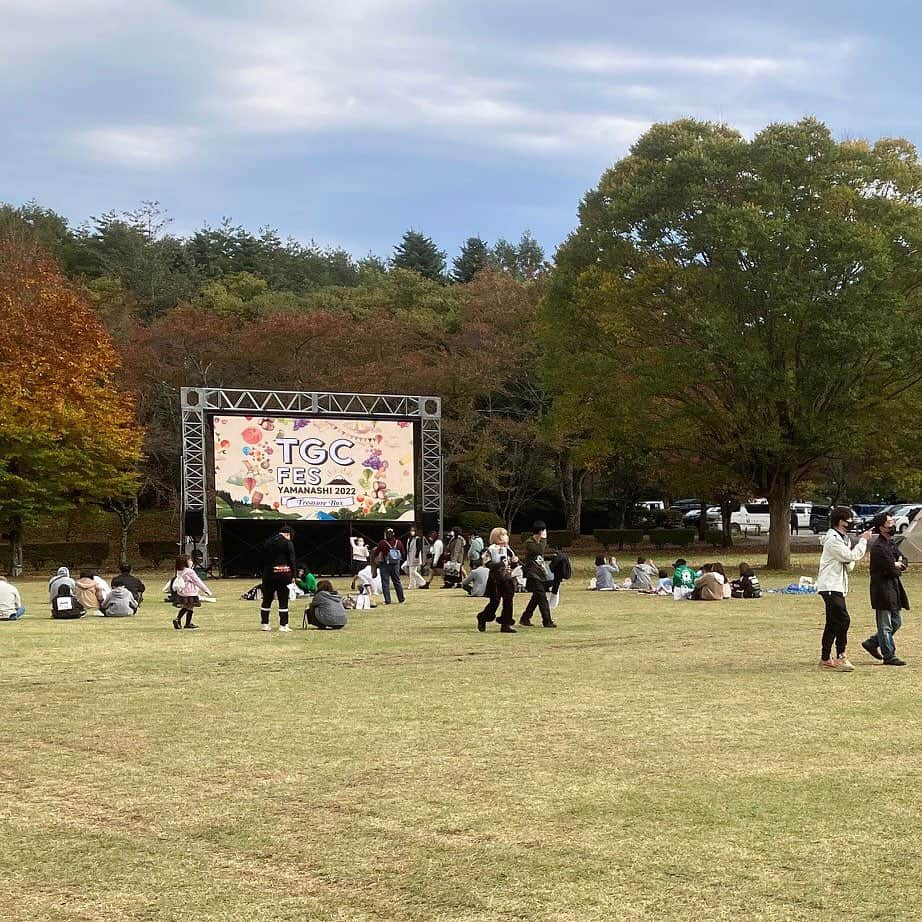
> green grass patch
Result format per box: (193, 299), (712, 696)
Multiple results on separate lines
(3, 554), (921, 920)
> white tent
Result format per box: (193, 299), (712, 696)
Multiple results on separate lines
(897, 514), (922, 563)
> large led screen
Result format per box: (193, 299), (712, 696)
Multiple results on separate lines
(213, 416), (415, 520)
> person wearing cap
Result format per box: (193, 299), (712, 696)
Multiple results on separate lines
(259, 525), (297, 632)
(374, 528), (406, 604)
(860, 511), (910, 666)
(519, 520), (556, 628)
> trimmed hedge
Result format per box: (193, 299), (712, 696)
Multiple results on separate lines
(594, 529), (643, 549)
(705, 529), (733, 548)
(518, 530), (576, 548)
(649, 529), (696, 549)
(453, 511), (505, 535)
(138, 540), (182, 567)
(0, 542), (110, 570)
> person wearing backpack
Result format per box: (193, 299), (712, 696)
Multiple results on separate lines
(374, 527), (406, 605)
(51, 584), (86, 619)
(171, 554), (213, 630)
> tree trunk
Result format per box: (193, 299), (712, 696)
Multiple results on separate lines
(720, 499), (733, 548)
(697, 501), (709, 541)
(767, 476), (795, 570)
(557, 455), (586, 535)
(10, 517), (23, 577)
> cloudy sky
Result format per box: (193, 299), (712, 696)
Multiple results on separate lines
(0, 0), (913, 261)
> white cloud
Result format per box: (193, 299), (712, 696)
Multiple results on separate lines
(76, 126), (196, 168)
(45, 3), (864, 170)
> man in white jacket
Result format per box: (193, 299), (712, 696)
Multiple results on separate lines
(816, 506), (871, 672)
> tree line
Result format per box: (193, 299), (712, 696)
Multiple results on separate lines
(3, 116), (922, 571)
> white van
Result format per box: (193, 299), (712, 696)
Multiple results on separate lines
(699, 500), (772, 534)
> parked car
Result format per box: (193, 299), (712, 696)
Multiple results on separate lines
(683, 501), (772, 535)
(810, 505), (831, 534)
(894, 505), (922, 534)
(670, 498), (704, 513)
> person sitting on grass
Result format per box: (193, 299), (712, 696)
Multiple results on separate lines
(656, 569), (673, 594)
(101, 585), (139, 617)
(692, 563), (726, 601)
(111, 563), (145, 604)
(291, 566), (317, 599)
(731, 562), (762, 599)
(75, 570), (106, 615)
(0, 575), (25, 621)
(462, 562), (491, 598)
(51, 584), (86, 619)
(594, 555), (620, 591)
(48, 566), (75, 601)
(630, 556), (658, 590)
(304, 579), (347, 630)
(712, 562), (732, 599)
(356, 562), (380, 608)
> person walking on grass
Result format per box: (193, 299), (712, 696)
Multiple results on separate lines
(374, 527), (406, 605)
(816, 506), (871, 672)
(171, 554), (213, 630)
(476, 526), (518, 633)
(519, 520), (556, 628)
(860, 512), (910, 667)
(260, 526), (297, 632)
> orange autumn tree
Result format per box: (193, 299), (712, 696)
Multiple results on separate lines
(0, 235), (142, 574)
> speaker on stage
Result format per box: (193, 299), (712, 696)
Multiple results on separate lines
(184, 510), (205, 539)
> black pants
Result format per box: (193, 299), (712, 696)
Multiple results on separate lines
(522, 579), (552, 626)
(820, 591), (849, 660)
(261, 580), (290, 626)
(478, 575), (516, 626)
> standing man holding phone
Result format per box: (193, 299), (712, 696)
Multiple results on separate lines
(861, 512), (910, 666)
(816, 507), (871, 672)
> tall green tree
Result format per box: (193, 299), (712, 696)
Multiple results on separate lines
(452, 236), (490, 283)
(543, 118), (922, 567)
(392, 229), (446, 282)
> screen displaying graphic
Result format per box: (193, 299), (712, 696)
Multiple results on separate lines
(213, 416), (415, 521)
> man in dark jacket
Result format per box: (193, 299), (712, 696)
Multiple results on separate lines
(861, 512), (910, 666)
(260, 526), (298, 632)
(519, 520), (556, 628)
(112, 563), (146, 603)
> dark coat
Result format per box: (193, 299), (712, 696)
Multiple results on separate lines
(869, 534), (910, 612)
(262, 533), (297, 582)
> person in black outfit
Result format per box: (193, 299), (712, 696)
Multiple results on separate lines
(476, 557), (517, 633)
(861, 512), (910, 666)
(260, 526), (297, 632)
(519, 520), (556, 628)
(112, 563), (146, 604)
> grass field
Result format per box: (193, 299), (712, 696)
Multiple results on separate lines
(3, 554), (922, 921)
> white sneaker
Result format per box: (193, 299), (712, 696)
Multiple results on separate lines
(834, 655), (855, 672)
(278, 625), (292, 633)
(259, 624), (271, 632)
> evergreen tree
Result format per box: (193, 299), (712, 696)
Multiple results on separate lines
(452, 236), (490, 283)
(392, 229), (446, 282)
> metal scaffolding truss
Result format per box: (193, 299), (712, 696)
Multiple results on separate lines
(180, 387), (443, 552)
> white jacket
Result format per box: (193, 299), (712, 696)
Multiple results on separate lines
(816, 529), (867, 594)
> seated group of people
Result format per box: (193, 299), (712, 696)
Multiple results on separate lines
(49, 564), (146, 618)
(594, 556), (761, 600)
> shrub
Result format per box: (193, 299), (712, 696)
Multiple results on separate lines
(649, 529), (696, 549)
(24, 542), (109, 569)
(594, 529), (643, 550)
(454, 511), (505, 535)
(517, 530), (576, 548)
(705, 529), (732, 548)
(138, 540), (182, 567)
